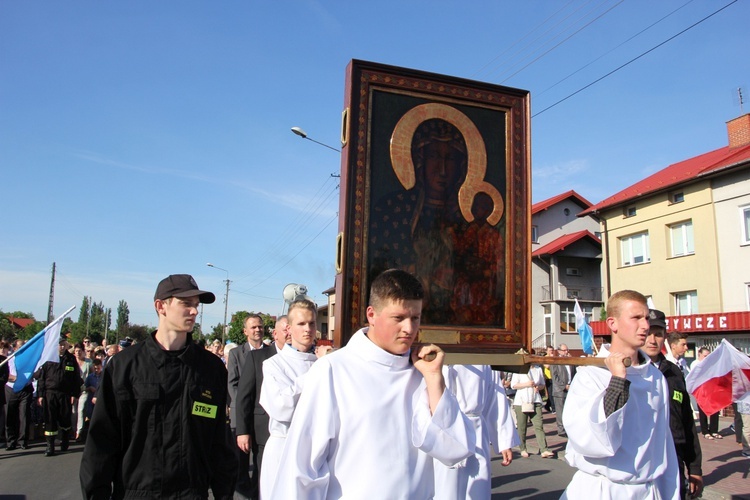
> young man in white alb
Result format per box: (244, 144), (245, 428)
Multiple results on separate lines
(433, 364), (518, 499)
(270, 269), (473, 499)
(562, 289), (679, 499)
(258, 300), (328, 499)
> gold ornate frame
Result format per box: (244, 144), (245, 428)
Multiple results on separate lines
(334, 60), (531, 354)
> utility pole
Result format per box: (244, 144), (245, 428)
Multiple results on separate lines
(86, 296), (92, 336)
(207, 263), (231, 345)
(222, 278), (230, 345)
(105, 308), (111, 342)
(47, 262), (56, 324)
(199, 304), (204, 334)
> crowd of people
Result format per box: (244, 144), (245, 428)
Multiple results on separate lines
(0, 335), (122, 454)
(503, 294), (749, 499)
(5, 271), (749, 499)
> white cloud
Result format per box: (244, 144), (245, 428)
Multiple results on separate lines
(533, 159), (589, 182)
(74, 150), (338, 218)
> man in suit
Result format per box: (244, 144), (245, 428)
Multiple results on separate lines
(551, 343), (575, 437)
(227, 314), (266, 499)
(234, 315), (289, 500)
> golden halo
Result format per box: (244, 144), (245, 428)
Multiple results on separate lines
(390, 103), (504, 225)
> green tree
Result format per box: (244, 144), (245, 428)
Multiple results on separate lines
(71, 296), (91, 342)
(0, 311), (17, 340)
(226, 311), (275, 345)
(4, 311), (33, 319)
(191, 323), (204, 340)
(0, 311), (43, 341)
(117, 300), (129, 342)
(21, 320), (45, 341)
(127, 324), (149, 343)
(227, 311), (251, 344)
(77, 296), (91, 328)
(209, 323), (224, 343)
(62, 317), (75, 338)
(0, 316), (13, 340)
(89, 302), (106, 339)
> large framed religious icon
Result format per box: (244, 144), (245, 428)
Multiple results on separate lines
(334, 60), (531, 356)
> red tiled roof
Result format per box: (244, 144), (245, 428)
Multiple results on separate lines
(532, 190), (593, 214)
(8, 317), (34, 329)
(532, 230), (601, 257)
(580, 143), (750, 216)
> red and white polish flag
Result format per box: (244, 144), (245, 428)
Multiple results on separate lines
(686, 339), (750, 415)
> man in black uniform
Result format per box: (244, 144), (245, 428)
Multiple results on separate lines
(644, 309), (703, 500)
(5, 340), (33, 451)
(36, 338), (82, 456)
(0, 342), (9, 448)
(80, 274), (237, 499)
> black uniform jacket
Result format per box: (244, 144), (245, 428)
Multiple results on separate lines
(37, 351), (82, 397)
(0, 355), (8, 405)
(656, 354), (703, 476)
(79, 332), (238, 500)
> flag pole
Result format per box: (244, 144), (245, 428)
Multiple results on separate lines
(0, 305), (76, 368)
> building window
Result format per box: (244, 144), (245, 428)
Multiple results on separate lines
(742, 206), (750, 245)
(560, 303), (592, 333)
(543, 304), (552, 334)
(567, 289), (580, 299)
(620, 232), (650, 266)
(670, 220), (694, 257)
(531, 225), (539, 243)
(746, 283), (750, 310)
(624, 206), (637, 218)
(670, 192), (684, 204)
(673, 290), (698, 315)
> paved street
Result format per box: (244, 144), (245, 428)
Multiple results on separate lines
(0, 413), (748, 499)
(0, 440), (85, 500)
(492, 412), (750, 500)
(490, 448), (574, 499)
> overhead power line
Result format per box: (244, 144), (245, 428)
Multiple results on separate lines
(238, 211), (339, 293)
(232, 174), (338, 284)
(532, 0), (739, 118)
(473, 0), (579, 79)
(536, 0), (696, 98)
(497, 0), (625, 84)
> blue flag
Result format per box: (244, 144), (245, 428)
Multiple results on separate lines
(11, 306), (74, 392)
(574, 299), (594, 355)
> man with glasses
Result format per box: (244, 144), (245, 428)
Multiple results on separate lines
(551, 344), (575, 438)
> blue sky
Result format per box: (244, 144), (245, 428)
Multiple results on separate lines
(1, 0), (748, 329)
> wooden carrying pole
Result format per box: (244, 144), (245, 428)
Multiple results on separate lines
(523, 355), (631, 368)
(420, 351), (631, 371)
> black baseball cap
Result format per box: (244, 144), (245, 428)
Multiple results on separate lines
(154, 274), (216, 304)
(648, 309), (667, 329)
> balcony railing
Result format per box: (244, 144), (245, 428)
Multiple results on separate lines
(531, 333), (553, 352)
(541, 284), (603, 302)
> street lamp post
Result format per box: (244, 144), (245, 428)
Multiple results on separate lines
(206, 263), (230, 345)
(291, 126), (341, 153)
